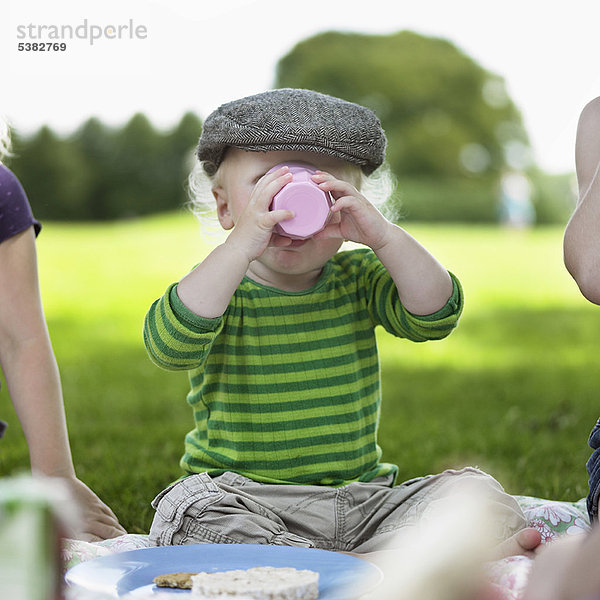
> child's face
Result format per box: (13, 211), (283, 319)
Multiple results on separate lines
(213, 148), (359, 289)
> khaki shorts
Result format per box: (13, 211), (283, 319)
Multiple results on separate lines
(149, 467), (525, 553)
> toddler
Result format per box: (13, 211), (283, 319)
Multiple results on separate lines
(144, 89), (530, 554)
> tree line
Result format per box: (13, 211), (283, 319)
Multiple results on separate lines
(9, 112), (202, 221)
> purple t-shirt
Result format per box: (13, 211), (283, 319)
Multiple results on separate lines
(0, 164), (41, 243)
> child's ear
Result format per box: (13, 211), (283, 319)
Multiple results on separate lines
(213, 186), (234, 230)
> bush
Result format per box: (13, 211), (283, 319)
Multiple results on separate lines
(386, 176), (499, 223)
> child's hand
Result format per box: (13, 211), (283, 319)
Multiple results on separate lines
(311, 171), (393, 251)
(313, 171), (453, 315)
(224, 166), (295, 262)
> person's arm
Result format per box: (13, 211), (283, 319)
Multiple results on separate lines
(368, 225), (453, 315)
(313, 171), (453, 315)
(177, 165), (294, 317)
(564, 97), (600, 304)
(0, 227), (125, 541)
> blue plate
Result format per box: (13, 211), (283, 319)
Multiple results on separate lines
(65, 543), (383, 598)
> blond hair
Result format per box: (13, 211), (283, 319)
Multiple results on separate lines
(0, 117), (12, 163)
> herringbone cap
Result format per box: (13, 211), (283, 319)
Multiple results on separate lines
(197, 88), (387, 176)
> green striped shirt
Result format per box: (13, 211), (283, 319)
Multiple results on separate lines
(144, 248), (463, 486)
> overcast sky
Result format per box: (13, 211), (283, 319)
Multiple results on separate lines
(3, 0), (599, 174)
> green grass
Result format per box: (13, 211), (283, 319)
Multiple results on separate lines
(0, 213), (597, 533)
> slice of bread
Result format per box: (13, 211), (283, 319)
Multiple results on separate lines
(191, 566), (319, 599)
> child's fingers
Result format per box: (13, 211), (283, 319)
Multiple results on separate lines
(327, 195), (372, 221)
(312, 171), (358, 198)
(253, 167), (293, 208)
(328, 195), (358, 213)
(258, 209), (295, 230)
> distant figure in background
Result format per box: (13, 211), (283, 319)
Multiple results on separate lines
(498, 170), (535, 228)
(0, 117), (125, 541)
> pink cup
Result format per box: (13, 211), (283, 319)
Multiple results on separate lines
(268, 162), (333, 240)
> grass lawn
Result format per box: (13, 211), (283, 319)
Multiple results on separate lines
(0, 212), (597, 533)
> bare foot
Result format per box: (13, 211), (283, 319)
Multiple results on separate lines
(492, 527), (542, 559)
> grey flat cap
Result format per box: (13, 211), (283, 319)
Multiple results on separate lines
(197, 88), (387, 176)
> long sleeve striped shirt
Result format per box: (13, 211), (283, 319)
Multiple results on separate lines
(144, 248), (463, 487)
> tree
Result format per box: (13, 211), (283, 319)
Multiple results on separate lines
(275, 31), (535, 222)
(10, 126), (92, 220)
(69, 117), (117, 219)
(164, 112), (204, 207)
(276, 30), (529, 180)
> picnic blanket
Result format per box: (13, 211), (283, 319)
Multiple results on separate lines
(62, 495), (591, 599)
